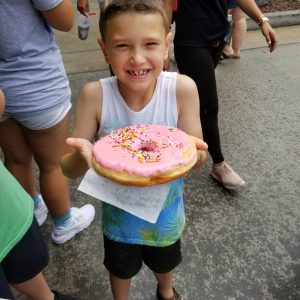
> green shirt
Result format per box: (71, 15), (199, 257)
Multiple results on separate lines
(0, 160), (33, 262)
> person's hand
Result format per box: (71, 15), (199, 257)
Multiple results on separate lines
(189, 136), (208, 169)
(66, 137), (93, 168)
(77, 0), (89, 16)
(190, 136), (208, 151)
(261, 22), (278, 52)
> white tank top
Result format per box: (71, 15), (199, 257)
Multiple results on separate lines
(99, 71), (178, 137)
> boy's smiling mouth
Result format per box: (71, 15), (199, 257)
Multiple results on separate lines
(128, 69), (149, 76)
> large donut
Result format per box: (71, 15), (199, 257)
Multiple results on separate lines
(92, 125), (197, 186)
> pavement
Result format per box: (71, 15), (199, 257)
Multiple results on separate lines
(12, 2), (300, 300)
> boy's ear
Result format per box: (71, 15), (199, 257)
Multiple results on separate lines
(97, 37), (110, 64)
(163, 31), (172, 60)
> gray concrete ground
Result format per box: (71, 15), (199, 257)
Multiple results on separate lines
(12, 2), (300, 300)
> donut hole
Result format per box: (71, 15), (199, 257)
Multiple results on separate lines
(137, 141), (156, 152)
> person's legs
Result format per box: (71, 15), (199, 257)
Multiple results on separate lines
(103, 235), (143, 300)
(12, 272), (54, 300)
(0, 118), (47, 225)
(153, 272), (174, 299)
(175, 46), (224, 163)
(109, 274), (131, 300)
(175, 46), (246, 189)
(22, 112), (95, 243)
(231, 7), (247, 58)
(144, 239), (182, 299)
(0, 118), (36, 197)
(22, 113), (71, 218)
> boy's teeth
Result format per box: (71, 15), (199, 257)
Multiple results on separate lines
(130, 70), (146, 76)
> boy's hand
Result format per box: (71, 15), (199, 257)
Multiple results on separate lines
(190, 136), (208, 151)
(189, 135), (208, 169)
(66, 137), (93, 168)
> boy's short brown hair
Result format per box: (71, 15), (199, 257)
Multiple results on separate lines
(99, 0), (169, 41)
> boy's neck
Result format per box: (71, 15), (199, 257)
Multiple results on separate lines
(117, 79), (157, 112)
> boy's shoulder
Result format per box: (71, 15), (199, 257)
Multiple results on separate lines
(173, 72), (197, 94)
(78, 80), (103, 108)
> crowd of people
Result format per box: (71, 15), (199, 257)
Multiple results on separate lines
(0, 0), (277, 299)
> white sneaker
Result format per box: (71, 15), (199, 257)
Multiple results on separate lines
(211, 162), (246, 190)
(51, 205), (95, 245)
(34, 195), (48, 226)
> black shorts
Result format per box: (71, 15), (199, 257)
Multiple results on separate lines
(103, 235), (182, 279)
(0, 217), (49, 285)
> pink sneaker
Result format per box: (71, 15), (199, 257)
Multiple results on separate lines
(211, 162), (246, 190)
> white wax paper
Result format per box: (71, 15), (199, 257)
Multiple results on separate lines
(78, 169), (171, 223)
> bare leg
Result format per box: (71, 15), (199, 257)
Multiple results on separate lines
(231, 7), (247, 58)
(154, 271), (174, 299)
(109, 273), (131, 300)
(12, 272), (54, 300)
(23, 113), (71, 219)
(0, 118), (36, 197)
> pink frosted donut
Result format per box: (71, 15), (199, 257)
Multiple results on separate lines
(92, 125), (197, 186)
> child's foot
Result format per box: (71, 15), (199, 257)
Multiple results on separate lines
(34, 195), (48, 226)
(156, 286), (183, 300)
(211, 162), (246, 190)
(51, 205), (95, 244)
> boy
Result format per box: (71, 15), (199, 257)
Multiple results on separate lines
(61, 1), (208, 299)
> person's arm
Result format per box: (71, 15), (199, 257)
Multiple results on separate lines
(41, 0), (74, 32)
(163, 0), (176, 28)
(61, 81), (102, 178)
(235, 0), (278, 52)
(77, 0), (89, 16)
(176, 74), (208, 169)
(162, 0), (176, 71)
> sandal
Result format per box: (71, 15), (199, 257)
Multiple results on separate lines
(222, 52), (234, 59)
(156, 285), (183, 300)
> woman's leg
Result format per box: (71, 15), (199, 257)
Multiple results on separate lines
(22, 113), (71, 219)
(175, 46), (246, 189)
(175, 46), (224, 163)
(231, 7), (247, 58)
(0, 118), (36, 197)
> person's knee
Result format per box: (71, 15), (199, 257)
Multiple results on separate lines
(3, 149), (32, 167)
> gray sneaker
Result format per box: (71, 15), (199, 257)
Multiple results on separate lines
(34, 195), (48, 226)
(52, 205), (95, 245)
(211, 162), (246, 190)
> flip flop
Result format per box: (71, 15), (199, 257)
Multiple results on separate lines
(222, 52), (234, 59)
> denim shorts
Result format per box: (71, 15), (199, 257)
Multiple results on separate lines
(0, 100), (71, 130)
(103, 235), (182, 279)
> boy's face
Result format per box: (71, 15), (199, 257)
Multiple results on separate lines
(0, 90), (4, 119)
(99, 12), (171, 95)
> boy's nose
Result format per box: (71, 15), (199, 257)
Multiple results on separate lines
(130, 49), (145, 65)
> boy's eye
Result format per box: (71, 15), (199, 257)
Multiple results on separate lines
(146, 42), (158, 47)
(115, 44), (129, 48)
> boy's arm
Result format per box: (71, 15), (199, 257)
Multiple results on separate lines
(176, 74), (208, 169)
(41, 0), (74, 32)
(61, 81), (102, 178)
